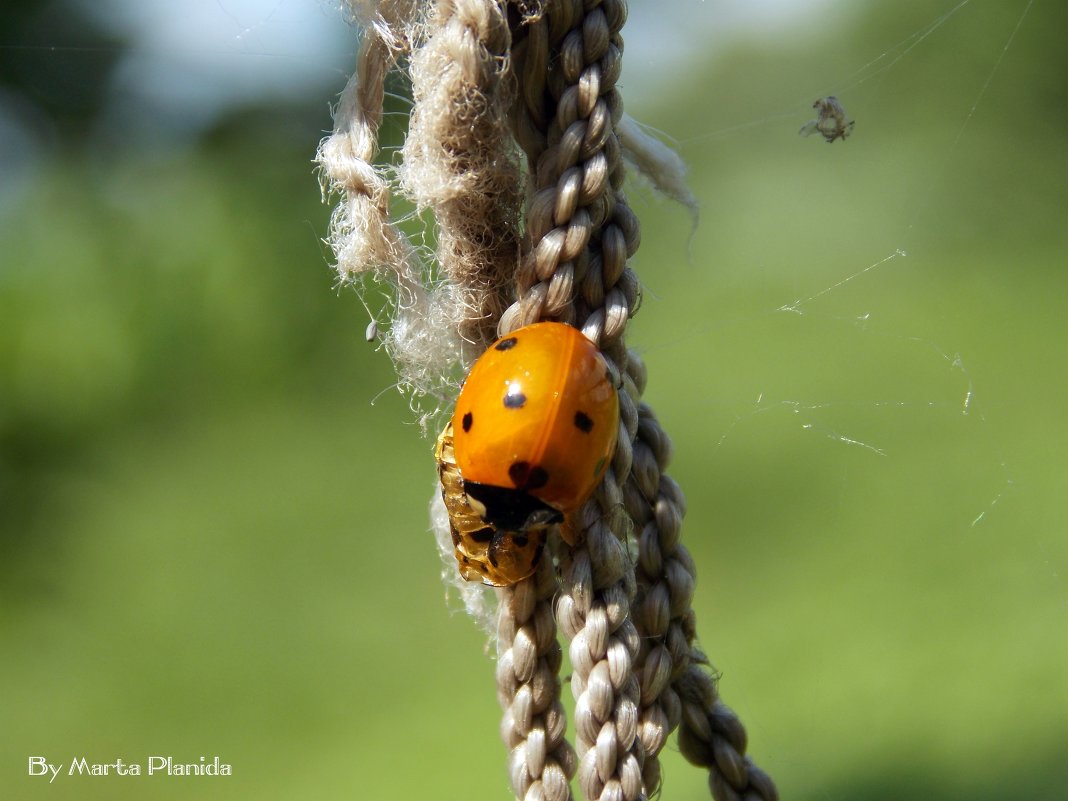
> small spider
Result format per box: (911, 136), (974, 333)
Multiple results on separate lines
(799, 96), (855, 143)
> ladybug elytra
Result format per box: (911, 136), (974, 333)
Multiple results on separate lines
(435, 322), (620, 585)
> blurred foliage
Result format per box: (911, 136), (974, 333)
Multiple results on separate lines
(0, 0), (123, 133)
(1, 1), (1066, 800)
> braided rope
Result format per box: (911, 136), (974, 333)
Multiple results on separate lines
(503, 3), (647, 800)
(496, 555), (578, 801)
(505, 3), (778, 800)
(317, 3), (779, 799)
(627, 378), (779, 801)
(619, 359), (684, 796)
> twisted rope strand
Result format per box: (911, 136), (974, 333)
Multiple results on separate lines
(617, 356), (685, 797)
(675, 667), (780, 801)
(402, 0), (523, 350)
(317, 31), (418, 288)
(497, 556), (578, 801)
(504, 2), (647, 800)
(318, 18), (466, 406)
(626, 369), (779, 800)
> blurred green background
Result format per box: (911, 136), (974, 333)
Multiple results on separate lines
(1, 1), (1065, 799)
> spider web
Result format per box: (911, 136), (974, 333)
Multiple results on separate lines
(626, 0), (1031, 508)
(623, 1), (1065, 798)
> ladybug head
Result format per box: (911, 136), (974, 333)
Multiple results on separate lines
(463, 481), (564, 531)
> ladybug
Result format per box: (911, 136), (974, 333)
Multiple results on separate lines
(435, 322), (620, 586)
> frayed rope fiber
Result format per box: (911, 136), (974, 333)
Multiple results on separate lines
(316, 2), (778, 800)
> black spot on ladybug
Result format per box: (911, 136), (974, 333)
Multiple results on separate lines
(574, 410), (594, 433)
(508, 461), (530, 484)
(503, 390), (527, 409)
(495, 337), (518, 351)
(512, 533), (529, 547)
(508, 461), (549, 491)
(469, 527), (494, 543)
(461, 411), (473, 432)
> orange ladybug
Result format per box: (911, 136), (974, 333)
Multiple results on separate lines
(435, 322), (619, 586)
